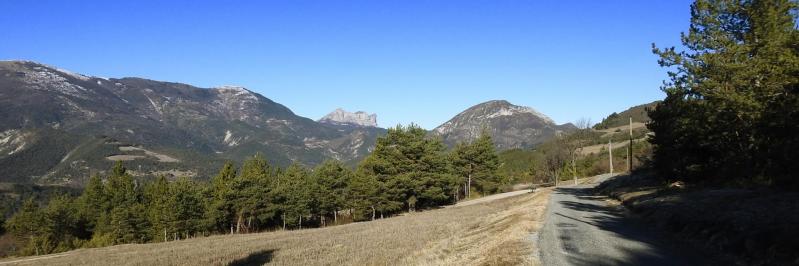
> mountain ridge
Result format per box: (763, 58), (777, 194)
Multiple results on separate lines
(0, 60), (385, 185)
(433, 100), (576, 150)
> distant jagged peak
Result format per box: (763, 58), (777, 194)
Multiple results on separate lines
(319, 108), (378, 127)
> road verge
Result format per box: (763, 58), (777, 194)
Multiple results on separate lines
(596, 174), (799, 266)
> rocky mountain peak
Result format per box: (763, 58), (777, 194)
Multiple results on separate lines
(433, 100), (568, 150)
(468, 100), (554, 124)
(319, 108), (378, 127)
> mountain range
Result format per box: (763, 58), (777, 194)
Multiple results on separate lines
(0, 61), (383, 185)
(0, 60), (590, 185)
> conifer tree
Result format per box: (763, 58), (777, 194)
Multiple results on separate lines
(77, 174), (106, 235)
(144, 176), (171, 241)
(312, 159), (352, 225)
(207, 161), (237, 233)
(451, 130), (500, 197)
(168, 177), (205, 238)
(651, 0), (799, 186)
(357, 124), (457, 217)
(5, 198), (46, 255)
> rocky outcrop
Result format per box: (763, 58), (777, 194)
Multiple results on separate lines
(319, 108), (378, 127)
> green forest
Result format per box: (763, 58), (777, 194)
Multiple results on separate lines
(2, 125), (506, 256)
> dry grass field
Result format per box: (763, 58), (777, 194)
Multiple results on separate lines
(0, 189), (551, 266)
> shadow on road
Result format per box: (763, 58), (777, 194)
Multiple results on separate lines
(551, 187), (711, 266)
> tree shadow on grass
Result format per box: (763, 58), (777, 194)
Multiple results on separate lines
(227, 249), (277, 266)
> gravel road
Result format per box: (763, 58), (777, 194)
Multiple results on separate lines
(537, 174), (710, 266)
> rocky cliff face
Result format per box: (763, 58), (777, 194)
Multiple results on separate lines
(433, 100), (575, 150)
(0, 61), (384, 184)
(319, 108), (377, 127)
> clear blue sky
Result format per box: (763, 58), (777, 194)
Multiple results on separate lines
(0, 0), (692, 129)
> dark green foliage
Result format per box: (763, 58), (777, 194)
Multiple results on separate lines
(357, 124), (458, 216)
(165, 177), (206, 238)
(2, 124), (503, 256)
(498, 149), (544, 184)
(277, 163), (313, 228)
(207, 161), (237, 233)
(347, 172), (380, 221)
(93, 162), (149, 245)
(650, 0), (799, 187)
(4, 196), (83, 255)
(312, 160), (352, 225)
(451, 131), (502, 196)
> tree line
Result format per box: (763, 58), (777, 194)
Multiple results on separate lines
(649, 0), (799, 188)
(3, 124), (501, 256)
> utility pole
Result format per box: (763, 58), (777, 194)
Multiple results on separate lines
(465, 163), (472, 199)
(627, 117), (633, 173)
(609, 139), (613, 174)
(572, 152), (577, 185)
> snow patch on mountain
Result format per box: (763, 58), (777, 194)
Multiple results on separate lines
(21, 67), (89, 98)
(214, 85), (258, 101)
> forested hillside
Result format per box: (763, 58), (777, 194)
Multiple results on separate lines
(1, 125), (505, 257)
(593, 101), (659, 130)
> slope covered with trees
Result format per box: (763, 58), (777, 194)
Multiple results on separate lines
(2, 124), (503, 257)
(593, 101), (659, 130)
(649, 0), (799, 188)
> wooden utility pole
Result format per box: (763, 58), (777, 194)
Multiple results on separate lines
(572, 152), (577, 185)
(627, 117), (633, 172)
(609, 139), (613, 174)
(465, 163), (472, 199)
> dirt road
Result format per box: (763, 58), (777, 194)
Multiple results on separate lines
(537, 174), (710, 266)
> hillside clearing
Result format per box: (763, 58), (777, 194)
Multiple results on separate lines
(579, 138), (647, 155)
(0, 189), (551, 266)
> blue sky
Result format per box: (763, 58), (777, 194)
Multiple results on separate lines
(0, 0), (692, 129)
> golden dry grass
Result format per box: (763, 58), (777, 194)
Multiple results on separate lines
(0, 189), (551, 266)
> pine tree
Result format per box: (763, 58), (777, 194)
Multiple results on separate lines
(168, 177), (205, 238)
(451, 130), (500, 198)
(312, 159), (352, 226)
(77, 174), (106, 235)
(231, 154), (277, 233)
(348, 172), (380, 221)
(357, 124), (457, 217)
(278, 163), (313, 229)
(207, 161), (237, 233)
(651, 0), (799, 186)
(94, 162), (149, 245)
(5, 198), (46, 255)
(144, 175), (171, 241)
